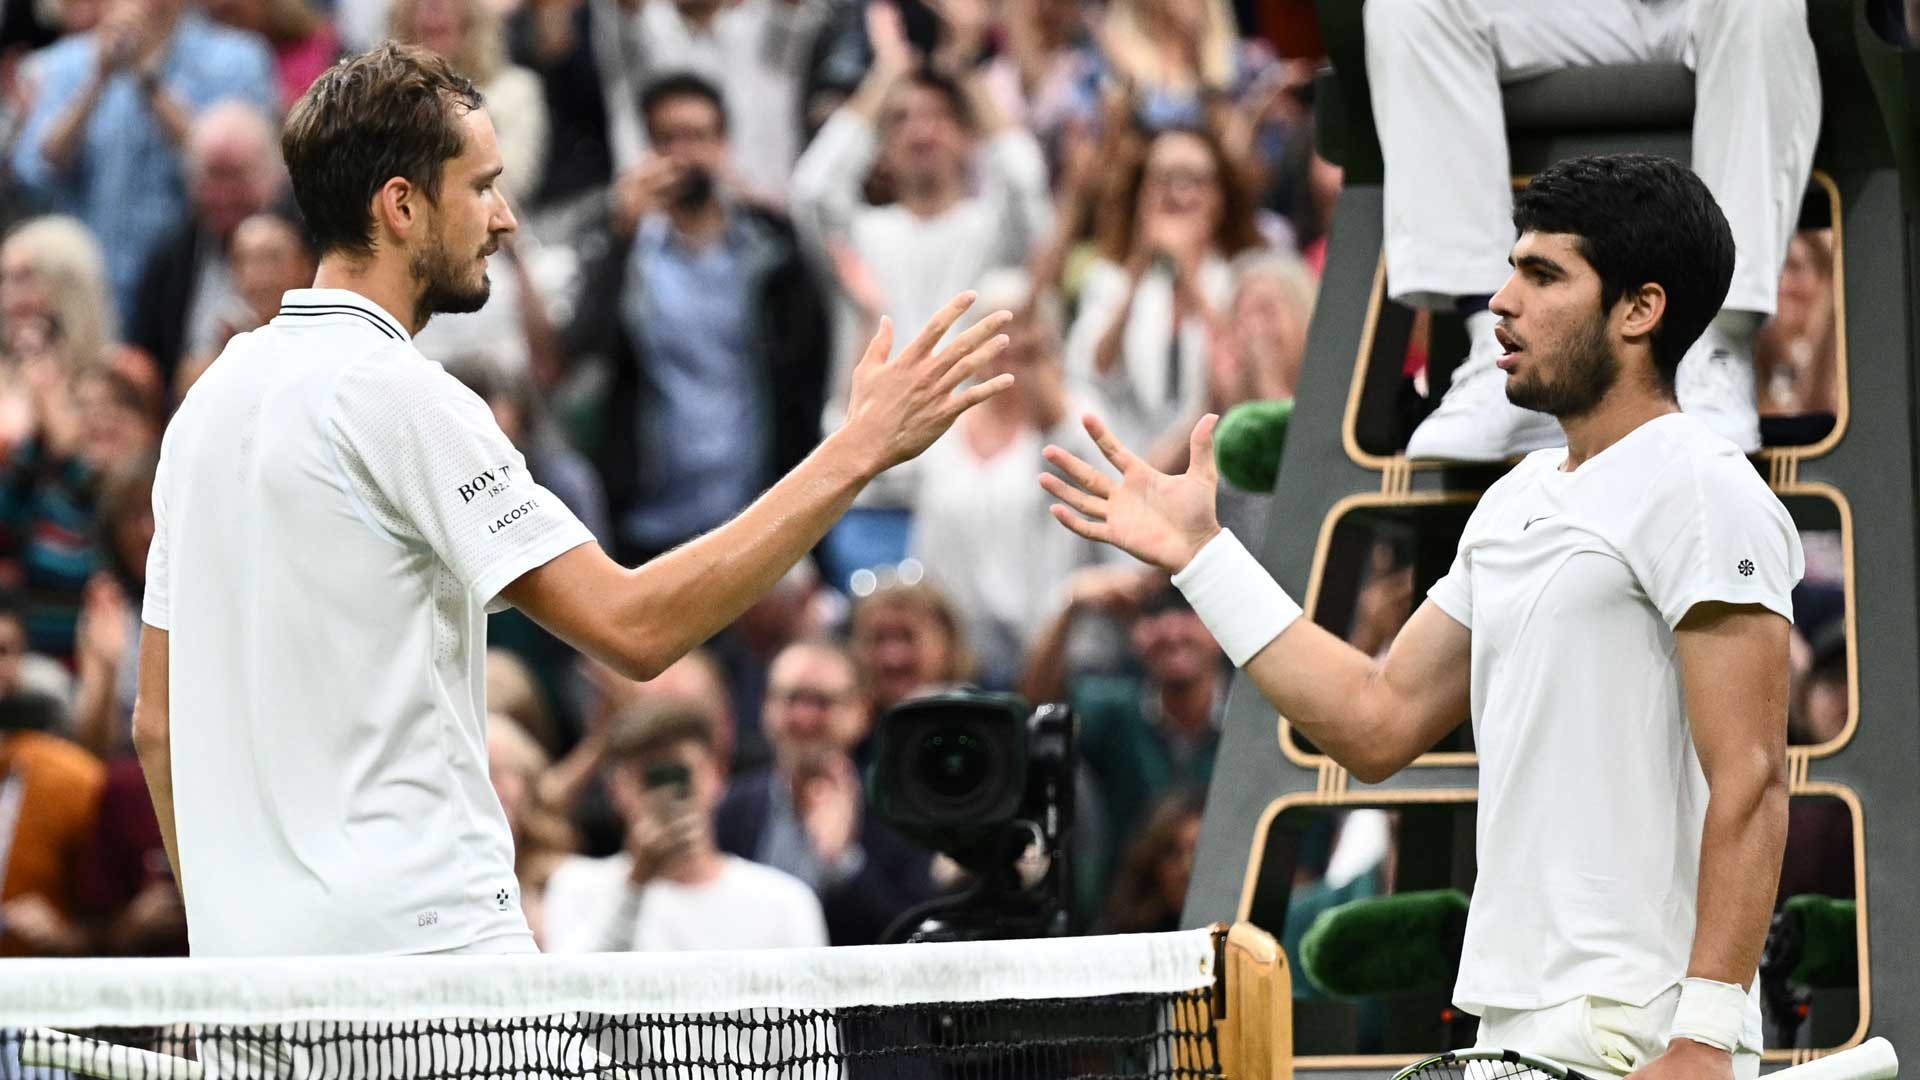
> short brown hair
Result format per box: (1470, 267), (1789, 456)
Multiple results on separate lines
(606, 697), (717, 764)
(281, 43), (483, 258)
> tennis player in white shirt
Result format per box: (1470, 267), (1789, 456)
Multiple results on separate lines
(133, 42), (1015, 959)
(1041, 154), (1800, 1080)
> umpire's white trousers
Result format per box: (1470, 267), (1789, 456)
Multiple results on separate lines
(1474, 984), (1763, 1079)
(1365, 0), (1822, 315)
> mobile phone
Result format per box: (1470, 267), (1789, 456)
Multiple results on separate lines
(643, 762), (691, 801)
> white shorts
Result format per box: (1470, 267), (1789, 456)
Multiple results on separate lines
(1475, 986), (1762, 1079)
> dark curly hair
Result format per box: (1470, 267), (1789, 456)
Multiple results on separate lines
(1512, 154), (1735, 388)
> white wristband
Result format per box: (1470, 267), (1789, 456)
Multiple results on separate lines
(1666, 976), (1748, 1053)
(1170, 529), (1302, 667)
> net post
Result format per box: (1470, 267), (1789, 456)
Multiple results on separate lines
(1217, 921), (1292, 1080)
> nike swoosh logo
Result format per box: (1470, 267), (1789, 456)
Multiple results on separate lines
(1524, 514), (1557, 530)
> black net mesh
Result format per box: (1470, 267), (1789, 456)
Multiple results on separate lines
(6, 990), (1221, 1080)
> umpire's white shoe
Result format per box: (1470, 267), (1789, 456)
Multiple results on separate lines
(1676, 331), (1762, 453)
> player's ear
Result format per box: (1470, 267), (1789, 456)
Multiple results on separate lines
(371, 176), (418, 243)
(1618, 281), (1666, 341)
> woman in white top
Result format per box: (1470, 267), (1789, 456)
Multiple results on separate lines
(1063, 126), (1261, 461)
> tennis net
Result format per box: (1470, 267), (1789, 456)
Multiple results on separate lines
(0, 924), (1289, 1080)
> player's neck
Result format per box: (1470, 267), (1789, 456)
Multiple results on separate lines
(1557, 383), (1679, 471)
(311, 256), (426, 336)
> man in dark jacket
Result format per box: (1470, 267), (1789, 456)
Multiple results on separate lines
(715, 639), (936, 946)
(566, 71), (828, 567)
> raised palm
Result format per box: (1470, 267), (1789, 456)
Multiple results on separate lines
(1040, 413), (1222, 574)
(842, 292), (1014, 473)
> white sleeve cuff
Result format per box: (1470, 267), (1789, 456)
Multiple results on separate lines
(1170, 529), (1302, 667)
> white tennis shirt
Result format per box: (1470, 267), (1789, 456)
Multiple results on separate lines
(1429, 412), (1801, 1030)
(144, 288), (595, 956)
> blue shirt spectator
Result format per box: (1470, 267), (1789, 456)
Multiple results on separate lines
(622, 214), (766, 554)
(565, 73), (828, 568)
(13, 4), (275, 317)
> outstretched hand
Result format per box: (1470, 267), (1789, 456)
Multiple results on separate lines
(1040, 413), (1222, 574)
(840, 291), (1014, 476)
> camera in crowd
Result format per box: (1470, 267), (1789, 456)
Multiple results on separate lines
(869, 691), (1076, 944)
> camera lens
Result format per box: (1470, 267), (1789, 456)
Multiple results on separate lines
(872, 694), (1031, 829)
(918, 728), (990, 801)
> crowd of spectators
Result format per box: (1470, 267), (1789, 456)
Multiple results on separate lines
(0, 0), (1854, 960)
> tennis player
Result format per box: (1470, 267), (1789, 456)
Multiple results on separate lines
(132, 43), (1013, 958)
(1041, 154), (1799, 1080)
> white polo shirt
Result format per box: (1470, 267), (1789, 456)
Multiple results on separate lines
(144, 288), (595, 957)
(1428, 412), (1801, 1028)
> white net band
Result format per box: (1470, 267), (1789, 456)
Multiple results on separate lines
(0, 928), (1219, 1029)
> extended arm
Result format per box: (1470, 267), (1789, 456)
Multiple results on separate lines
(504, 432), (871, 681)
(507, 296), (1013, 680)
(1238, 600), (1470, 782)
(1039, 413), (1470, 782)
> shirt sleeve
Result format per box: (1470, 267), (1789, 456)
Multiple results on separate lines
(1426, 545), (1472, 631)
(328, 351), (595, 609)
(141, 445), (172, 631)
(1627, 453), (1804, 629)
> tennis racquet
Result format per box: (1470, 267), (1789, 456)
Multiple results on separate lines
(1394, 1036), (1898, 1080)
